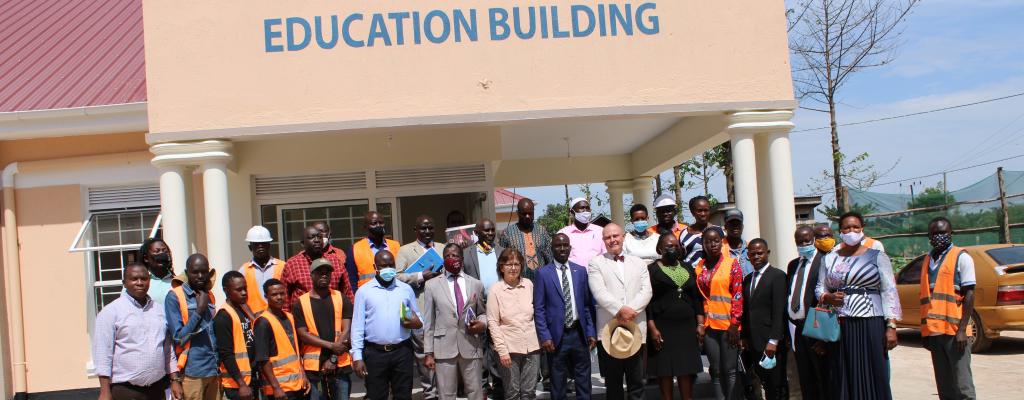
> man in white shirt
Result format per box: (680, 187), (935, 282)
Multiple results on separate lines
(587, 224), (652, 400)
(785, 226), (828, 399)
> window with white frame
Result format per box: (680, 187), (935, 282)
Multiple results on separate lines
(70, 208), (161, 312)
(260, 201), (395, 259)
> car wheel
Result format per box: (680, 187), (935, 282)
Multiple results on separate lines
(969, 311), (992, 354)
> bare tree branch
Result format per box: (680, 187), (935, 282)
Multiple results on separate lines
(789, 0), (920, 210)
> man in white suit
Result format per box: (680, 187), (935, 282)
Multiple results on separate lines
(396, 215), (446, 400)
(588, 223), (653, 400)
(423, 243), (489, 400)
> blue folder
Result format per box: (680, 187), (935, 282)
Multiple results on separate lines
(403, 247), (443, 274)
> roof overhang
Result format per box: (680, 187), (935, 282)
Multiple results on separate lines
(0, 102), (148, 141)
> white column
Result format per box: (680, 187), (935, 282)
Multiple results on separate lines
(754, 133), (775, 247)
(152, 140), (234, 292)
(157, 165), (191, 269)
(729, 110), (796, 268)
(606, 180), (632, 226)
(727, 130), (761, 241)
(631, 177), (654, 223)
(767, 130), (798, 268)
(202, 161), (233, 268)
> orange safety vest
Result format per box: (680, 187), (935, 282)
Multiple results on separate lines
(648, 223), (685, 240)
(696, 255), (736, 330)
(353, 238), (400, 288)
(260, 312), (305, 395)
(920, 246), (972, 337)
(218, 305), (253, 389)
(297, 291), (353, 371)
(171, 286), (216, 370)
(243, 259), (286, 315)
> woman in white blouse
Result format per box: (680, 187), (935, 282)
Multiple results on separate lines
(623, 204), (661, 263)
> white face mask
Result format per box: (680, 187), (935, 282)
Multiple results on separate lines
(841, 231), (864, 246)
(574, 211), (592, 224)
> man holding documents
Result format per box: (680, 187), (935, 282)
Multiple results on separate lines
(351, 250), (422, 400)
(423, 243), (488, 400)
(396, 215), (446, 399)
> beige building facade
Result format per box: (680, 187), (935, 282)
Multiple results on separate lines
(0, 0), (799, 397)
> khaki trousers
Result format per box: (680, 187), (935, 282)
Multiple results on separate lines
(182, 376), (221, 400)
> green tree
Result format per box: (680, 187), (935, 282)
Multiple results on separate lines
(537, 203), (570, 236)
(908, 184), (955, 209)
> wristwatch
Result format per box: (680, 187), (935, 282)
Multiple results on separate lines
(886, 320), (898, 329)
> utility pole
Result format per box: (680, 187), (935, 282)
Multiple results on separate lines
(943, 172), (949, 206)
(997, 167), (1011, 244)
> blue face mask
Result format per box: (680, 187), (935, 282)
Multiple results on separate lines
(378, 267), (397, 282)
(632, 220), (649, 233)
(759, 353), (777, 370)
(797, 244), (816, 259)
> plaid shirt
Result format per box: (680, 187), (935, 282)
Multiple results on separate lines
(281, 246), (353, 310)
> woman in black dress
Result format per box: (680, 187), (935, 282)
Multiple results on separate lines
(646, 234), (705, 400)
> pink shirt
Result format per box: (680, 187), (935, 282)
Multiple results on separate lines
(558, 224), (606, 268)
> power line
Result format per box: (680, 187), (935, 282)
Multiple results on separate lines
(868, 153), (1024, 188)
(791, 91), (1024, 134)
(799, 153), (1024, 197)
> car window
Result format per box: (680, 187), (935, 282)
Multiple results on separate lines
(897, 256), (923, 284)
(987, 247), (1024, 265)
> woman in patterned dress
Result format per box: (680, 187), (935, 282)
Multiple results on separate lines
(815, 211), (902, 400)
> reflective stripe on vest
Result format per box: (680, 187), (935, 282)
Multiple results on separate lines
(171, 286), (216, 371)
(697, 255), (736, 330)
(244, 260), (285, 315)
(354, 238), (400, 288)
(919, 246), (971, 337)
(218, 306), (253, 388)
(260, 312), (304, 395)
(298, 291), (353, 371)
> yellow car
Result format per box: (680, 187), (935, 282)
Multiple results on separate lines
(894, 244), (1024, 353)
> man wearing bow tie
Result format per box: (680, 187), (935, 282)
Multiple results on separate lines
(587, 224), (652, 400)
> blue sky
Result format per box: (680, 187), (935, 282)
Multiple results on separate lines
(512, 0), (1024, 221)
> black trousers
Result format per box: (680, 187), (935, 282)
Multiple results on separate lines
(791, 319), (828, 399)
(548, 324), (591, 400)
(110, 376), (169, 400)
(365, 341), (414, 400)
(597, 343), (645, 400)
(742, 346), (788, 400)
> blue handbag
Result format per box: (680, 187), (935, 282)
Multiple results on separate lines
(803, 306), (840, 342)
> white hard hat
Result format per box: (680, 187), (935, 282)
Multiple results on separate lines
(245, 226), (273, 243)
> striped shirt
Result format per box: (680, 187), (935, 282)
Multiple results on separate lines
(816, 249), (901, 319)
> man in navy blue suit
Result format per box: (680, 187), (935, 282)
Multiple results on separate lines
(534, 233), (597, 400)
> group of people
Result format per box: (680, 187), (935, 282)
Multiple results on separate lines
(93, 194), (977, 400)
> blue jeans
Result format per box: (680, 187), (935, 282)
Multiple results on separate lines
(307, 371), (351, 400)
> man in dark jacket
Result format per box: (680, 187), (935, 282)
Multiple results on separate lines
(741, 239), (788, 400)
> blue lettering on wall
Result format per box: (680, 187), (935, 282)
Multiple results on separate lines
(489, 8), (510, 41)
(262, 2), (662, 53)
(342, 13), (364, 48)
(286, 17), (312, 51)
(264, 19), (283, 52)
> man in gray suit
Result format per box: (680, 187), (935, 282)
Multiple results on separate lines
(462, 219), (505, 288)
(424, 243), (488, 400)
(397, 215), (447, 400)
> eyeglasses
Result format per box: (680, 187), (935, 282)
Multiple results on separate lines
(502, 263), (522, 268)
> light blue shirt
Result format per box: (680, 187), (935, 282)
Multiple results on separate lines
(477, 247), (500, 293)
(730, 240), (755, 277)
(92, 292), (177, 386)
(251, 258), (280, 299)
(146, 271), (174, 306)
(351, 278), (419, 361)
